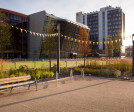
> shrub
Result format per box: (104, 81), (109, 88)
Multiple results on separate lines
(99, 69), (113, 77)
(42, 71), (54, 78)
(123, 71), (131, 76)
(73, 68), (81, 74)
(23, 73), (27, 76)
(19, 65), (28, 72)
(31, 74), (36, 79)
(43, 72), (49, 78)
(10, 74), (15, 77)
(40, 72), (44, 79)
(61, 67), (69, 73)
(49, 72), (54, 77)
(84, 68), (94, 75)
(9, 69), (18, 75)
(36, 71), (41, 79)
(18, 72), (23, 76)
(113, 70), (121, 78)
(52, 64), (57, 72)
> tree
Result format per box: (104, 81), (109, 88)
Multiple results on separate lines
(0, 12), (12, 58)
(78, 27), (91, 67)
(107, 35), (114, 57)
(113, 40), (122, 57)
(42, 18), (57, 71)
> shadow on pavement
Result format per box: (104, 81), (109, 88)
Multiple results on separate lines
(0, 80), (113, 108)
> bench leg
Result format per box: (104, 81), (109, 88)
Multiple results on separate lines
(28, 84), (31, 90)
(10, 87), (13, 93)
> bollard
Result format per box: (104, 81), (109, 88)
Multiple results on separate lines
(70, 69), (73, 82)
(81, 68), (83, 76)
(56, 71), (58, 87)
(83, 69), (84, 78)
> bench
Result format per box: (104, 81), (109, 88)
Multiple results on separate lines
(0, 75), (37, 93)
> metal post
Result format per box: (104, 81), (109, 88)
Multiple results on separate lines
(81, 68), (83, 76)
(56, 71), (58, 87)
(70, 69), (73, 82)
(83, 69), (85, 78)
(57, 24), (60, 73)
(132, 34), (134, 76)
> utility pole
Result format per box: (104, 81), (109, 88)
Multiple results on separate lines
(57, 24), (60, 73)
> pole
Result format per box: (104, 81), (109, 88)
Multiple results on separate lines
(132, 34), (134, 76)
(57, 24), (60, 73)
(70, 69), (73, 82)
(56, 71), (58, 87)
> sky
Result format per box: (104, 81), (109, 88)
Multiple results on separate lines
(0, 0), (134, 46)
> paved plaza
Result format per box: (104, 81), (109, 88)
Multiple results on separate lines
(0, 76), (134, 112)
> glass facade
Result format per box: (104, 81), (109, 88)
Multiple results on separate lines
(107, 9), (123, 56)
(0, 9), (28, 58)
(102, 12), (105, 50)
(87, 13), (98, 56)
(40, 19), (90, 59)
(107, 9), (122, 39)
(83, 15), (85, 25)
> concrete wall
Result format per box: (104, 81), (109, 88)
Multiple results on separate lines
(28, 11), (46, 59)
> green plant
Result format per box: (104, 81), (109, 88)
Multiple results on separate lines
(19, 65), (28, 72)
(40, 72), (44, 79)
(99, 69), (113, 77)
(31, 73), (36, 79)
(49, 72), (54, 77)
(10, 74), (15, 77)
(36, 71), (41, 79)
(9, 69), (18, 75)
(60, 67), (69, 73)
(113, 70), (121, 78)
(42, 71), (54, 78)
(52, 64), (57, 72)
(123, 71), (131, 76)
(73, 68), (81, 74)
(18, 72), (23, 76)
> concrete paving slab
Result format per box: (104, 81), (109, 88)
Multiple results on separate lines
(0, 76), (134, 112)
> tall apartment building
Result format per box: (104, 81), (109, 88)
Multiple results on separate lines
(76, 6), (125, 57)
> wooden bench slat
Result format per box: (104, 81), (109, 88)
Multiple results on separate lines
(0, 81), (35, 89)
(0, 75), (37, 93)
(0, 76), (31, 85)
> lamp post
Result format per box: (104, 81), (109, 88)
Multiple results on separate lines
(132, 34), (134, 76)
(57, 24), (60, 73)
